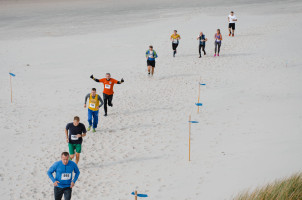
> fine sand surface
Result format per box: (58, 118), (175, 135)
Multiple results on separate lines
(0, 0), (302, 199)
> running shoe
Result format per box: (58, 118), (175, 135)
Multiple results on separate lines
(217, 54), (219, 56)
(87, 125), (91, 131)
(214, 54), (216, 57)
(92, 128), (96, 133)
(104, 113), (107, 116)
(232, 33), (234, 37)
(229, 33), (231, 36)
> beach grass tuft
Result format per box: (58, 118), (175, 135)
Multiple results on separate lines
(234, 172), (302, 200)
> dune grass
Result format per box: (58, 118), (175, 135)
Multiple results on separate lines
(234, 172), (302, 200)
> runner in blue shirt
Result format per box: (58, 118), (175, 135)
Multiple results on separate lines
(145, 45), (158, 76)
(47, 152), (80, 200)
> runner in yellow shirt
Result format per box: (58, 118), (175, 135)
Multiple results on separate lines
(170, 30), (181, 57)
(84, 88), (104, 132)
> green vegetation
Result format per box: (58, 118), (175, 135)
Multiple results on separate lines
(234, 172), (302, 200)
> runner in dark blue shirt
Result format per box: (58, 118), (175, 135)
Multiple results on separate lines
(65, 116), (86, 164)
(197, 32), (207, 58)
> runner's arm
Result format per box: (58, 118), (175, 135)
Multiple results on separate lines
(65, 129), (68, 141)
(98, 95), (104, 107)
(72, 164), (80, 183)
(117, 78), (124, 84)
(90, 74), (100, 82)
(84, 94), (90, 104)
(47, 162), (58, 183)
(82, 125), (87, 137)
(154, 52), (158, 58)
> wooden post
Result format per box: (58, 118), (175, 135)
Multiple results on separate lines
(10, 74), (12, 103)
(135, 190), (137, 200)
(198, 83), (200, 113)
(189, 115), (191, 161)
(198, 77), (201, 113)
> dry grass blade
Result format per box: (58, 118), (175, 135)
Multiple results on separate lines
(233, 172), (302, 200)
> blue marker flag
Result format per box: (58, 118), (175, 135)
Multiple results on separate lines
(9, 73), (16, 77)
(131, 192), (148, 197)
(189, 121), (199, 123)
(195, 103), (203, 106)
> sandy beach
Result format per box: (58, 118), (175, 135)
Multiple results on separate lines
(0, 0), (302, 199)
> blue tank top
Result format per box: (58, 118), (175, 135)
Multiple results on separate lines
(215, 33), (221, 42)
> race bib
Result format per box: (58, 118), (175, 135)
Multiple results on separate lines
(105, 84), (111, 89)
(173, 39), (178, 44)
(71, 135), (78, 140)
(89, 103), (95, 108)
(61, 173), (71, 180)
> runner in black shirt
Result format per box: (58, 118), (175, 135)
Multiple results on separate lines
(65, 116), (86, 164)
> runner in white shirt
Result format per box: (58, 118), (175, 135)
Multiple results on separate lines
(228, 11), (237, 37)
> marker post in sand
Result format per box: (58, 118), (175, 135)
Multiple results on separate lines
(197, 81), (206, 113)
(188, 115), (199, 161)
(9, 72), (16, 103)
(131, 191), (148, 199)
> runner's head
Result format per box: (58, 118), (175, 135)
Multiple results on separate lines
(149, 45), (153, 51)
(106, 73), (111, 80)
(230, 11), (234, 16)
(91, 88), (96, 96)
(217, 29), (221, 34)
(73, 116), (80, 126)
(200, 32), (203, 36)
(61, 152), (69, 165)
(174, 30), (177, 35)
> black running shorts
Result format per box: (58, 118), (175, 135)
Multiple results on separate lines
(172, 43), (178, 50)
(228, 23), (235, 30)
(147, 60), (155, 67)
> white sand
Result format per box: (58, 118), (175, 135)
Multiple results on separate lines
(0, 0), (302, 199)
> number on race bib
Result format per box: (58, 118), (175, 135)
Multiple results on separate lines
(105, 84), (111, 89)
(61, 173), (71, 180)
(71, 135), (78, 140)
(89, 103), (95, 108)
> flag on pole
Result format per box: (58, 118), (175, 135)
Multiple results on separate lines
(131, 192), (148, 197)
(9, 72), (16, 103)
